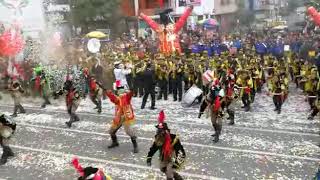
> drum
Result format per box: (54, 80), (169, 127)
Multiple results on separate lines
(202, 70), (214, 86)
(0, 114), (16, 138)
(181, 85), (203, 107)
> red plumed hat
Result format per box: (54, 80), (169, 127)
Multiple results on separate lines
(158, 110), (165, 123)
(156, 110), (169, 130)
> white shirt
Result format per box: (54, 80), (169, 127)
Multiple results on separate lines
(113, 68), (131, 88)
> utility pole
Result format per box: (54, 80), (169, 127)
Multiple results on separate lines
(134, 0), (139, 38)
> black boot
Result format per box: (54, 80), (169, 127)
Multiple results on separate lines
(308, 115), (314, 120)
(18, 105), (26, 114)
(131, 136), (139, 153)
(211, 124), (217, 137)
(228, 110), (235, 125)
(10, 113), (17, 117)
(11, 105), (18, 117)
(173, 172), (183, 180)
(0, 146), (14, 165)
(65, 114), (77, 128)
(65, 121), (72, 128)
(108, 135), (119, 149)
(74, 115), (80, 122)
(213, 124), (222, 143)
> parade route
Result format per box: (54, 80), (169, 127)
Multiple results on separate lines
(0, 86), (319, 179)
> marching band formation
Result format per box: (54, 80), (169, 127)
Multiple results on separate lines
(1, 32), (320, 179)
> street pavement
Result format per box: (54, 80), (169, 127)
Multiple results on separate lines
(0, 85), (319, 180)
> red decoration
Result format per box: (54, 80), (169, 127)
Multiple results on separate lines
(213, 97), (221, 112)
(162, 133), (172, 160)
(307, 6), (320, 26)
(140, 6), (193, 55)
(0, 28), (24, 57)
(115, 80), (121, 88)
(313, 13), (320, 26)
(308, 6), (318, 17)
(158, 0), (164, 8)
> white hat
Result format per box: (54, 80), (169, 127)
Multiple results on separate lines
(114, 61), (121, 65)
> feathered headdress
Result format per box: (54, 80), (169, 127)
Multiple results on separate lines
(72, 158), (110, 180)
(72, 158), (84, 177)
(155, 110), (172, 160)
(157, 110), (165, 128)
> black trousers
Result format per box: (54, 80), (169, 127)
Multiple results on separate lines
(158, 79), (168, 100)
(126, 74), (133, 90)
(172, 79), (183, 101)
(242, 93), (250, 111)
(141, 87), (155, 108)
(133, 77), (144, 97)
(41, 95), (51, 107)
(310, 107), (319, 117)
(273, 95), (283, 111)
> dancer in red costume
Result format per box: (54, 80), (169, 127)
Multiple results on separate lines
(105, 82), (139, 153)
(140, 6), (193, 55)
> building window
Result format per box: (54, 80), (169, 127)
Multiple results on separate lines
(179, 0), (187, 7)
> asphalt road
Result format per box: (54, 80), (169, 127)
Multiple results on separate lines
(0, 86), (319, 180)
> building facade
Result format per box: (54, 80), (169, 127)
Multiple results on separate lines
(43, 0), (72, 39)
(213, 0), (238, 32)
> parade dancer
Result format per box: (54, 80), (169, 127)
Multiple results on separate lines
(0, 114), (16, 165)
(32, 67), (51, 108)
(105, 82), (138, 153)
(8, 80), (25, 117)
(54, 79), (81, 128)
(198, 79), (225, 142)
(89, 76), (104, 114)
(147, 110), (186, 180)
(72, 158), (111, 180)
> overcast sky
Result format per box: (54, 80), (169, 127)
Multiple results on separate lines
(0, 0), (45, 31)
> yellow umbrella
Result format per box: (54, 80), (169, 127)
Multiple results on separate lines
(85, 31), (107, 38)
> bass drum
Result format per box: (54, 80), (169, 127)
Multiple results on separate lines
(0, 114), (16, 138)
(181, 85), (203, 107)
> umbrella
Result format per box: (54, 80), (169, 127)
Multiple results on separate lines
(85, 31), (107, 38)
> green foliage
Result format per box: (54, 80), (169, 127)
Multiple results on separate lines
(305, 0), (320, 9)
(70, 0), (121, 27)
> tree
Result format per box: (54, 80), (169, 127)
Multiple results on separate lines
(305, 0), (320, 10)
(70, 0), (122, 34)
